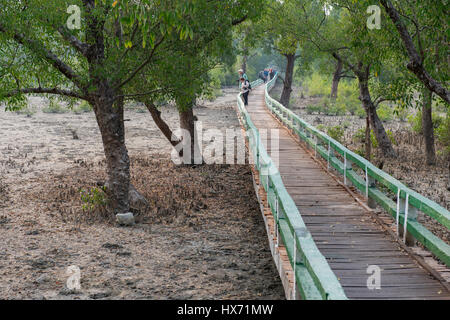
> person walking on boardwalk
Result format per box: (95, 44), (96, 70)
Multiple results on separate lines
(240, 77), (250, 106)
(238, 69), (248, 88)
(258, 70), (265, 82)
(263, 68), (269, 83)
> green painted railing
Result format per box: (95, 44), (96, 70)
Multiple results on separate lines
(236, 78), (348, 300)
(265, 73), (450, 267)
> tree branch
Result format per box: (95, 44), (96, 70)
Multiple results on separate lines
(57, 26), (89, 56)
(232, 15), (247, 26)
(0, 23), (85, 90)
(116, 88), (164, 100)
(1, 87), (86, 100)
(115, 36), (165, 90)
(380, 0), (449, 103)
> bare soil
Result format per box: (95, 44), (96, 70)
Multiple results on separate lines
(0, 88), (285, 300)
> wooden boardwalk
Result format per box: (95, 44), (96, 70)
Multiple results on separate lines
(246, 85), (450, 300)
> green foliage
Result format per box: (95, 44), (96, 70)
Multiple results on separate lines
(354, 148), (366, 158)
(306, 103), (323, 114)
(352, 127), (396, 149)
(204, 68), (224, 101)
(318, 96), (345, 116)
(342, 120), (351, 129)
(317, 124), (326, 132)
(393, 106), (409, 122)
(335, 97), (359, 116)
(408, 112), (422, 134)
(407, 111), (445, 134)
(355, 106), (366, 119)
(326, 125), (344, 143)
(42, 99), (68, 114)
(14, 106), (36, 117)
(386, 129), (397, 146)
(304, 72), (330, 97)
(352, 128), (366, 144)
(377, 104), (393, 122)
(370, 131), (379, 149)
(303, 78), (360, 117)
(433, 100), (448, 114)
(80, 187), (108, 212)
(73, 101), (92, 114)
(436, 115), (450, 154)
(326, 102), (346, 116)
(352, 127), (379, 157)
(335, 80), (360, 115)
(321, 96), (331, 111)
(4, 95), (29, 112)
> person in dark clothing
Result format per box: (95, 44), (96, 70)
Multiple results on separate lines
(258, 71), (265, 82)
(263, 68), (269, 82)
(269, 68), (275, 80)
(240, 77), (250, 106)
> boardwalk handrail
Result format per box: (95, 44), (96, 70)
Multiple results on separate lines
(236, 78), (348, 300)
(265, 73), (450, 267)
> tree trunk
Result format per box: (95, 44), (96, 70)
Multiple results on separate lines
(241, 54), (247, 74)
(179, 106), (202, 164)
(365, 116), (372, 160)
(92, 92), (130, 214)
(421, 87), (436, 165)
(280, 53), (296, 107)
(380, 0), (450, 104)
(145, 102), (180, 148)
(447, 154), (450, 191)
(331, 58), (343, 100)
(357, 66), (396, 158)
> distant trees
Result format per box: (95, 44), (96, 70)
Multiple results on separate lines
(252, 0), (448, 162)
(273, 0), (396, 157)
(254, 0), (305, 107)
(377, 0), (449, 166)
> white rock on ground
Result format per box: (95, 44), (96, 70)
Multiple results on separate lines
(115, 212), (135, 226)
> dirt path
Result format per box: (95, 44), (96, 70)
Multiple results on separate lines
(0, 89), (285, 300)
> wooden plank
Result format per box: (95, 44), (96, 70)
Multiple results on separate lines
(241, 83), (450, 300)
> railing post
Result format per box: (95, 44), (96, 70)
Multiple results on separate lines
(327, 141), (333, 170)
(305, 130), (311, 150)
(256, 131), (261, 170)
(292, 235), (303, 300)
(344, 153), (352, 186)
(314, 135), (318, 158)
(275, 195), (285, 247)
(367, 176), (377, 209)
(293, 227), (307, 300)
(398, 195), (418, 246)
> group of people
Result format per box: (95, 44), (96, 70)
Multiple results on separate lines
(258, 67), (275, 83)
(238, 67), (276, 107)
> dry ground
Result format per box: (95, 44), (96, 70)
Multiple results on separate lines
(0, 88), (285, 300)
